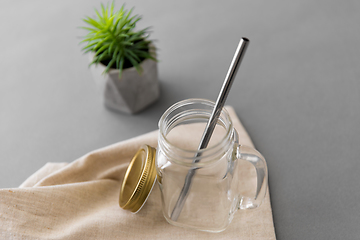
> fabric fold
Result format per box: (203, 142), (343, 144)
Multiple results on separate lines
(0, 106), (276, 240)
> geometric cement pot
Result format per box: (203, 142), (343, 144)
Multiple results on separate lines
(89, 49), (160, 114)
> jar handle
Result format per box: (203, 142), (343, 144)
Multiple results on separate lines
(236, 145), (268, 209)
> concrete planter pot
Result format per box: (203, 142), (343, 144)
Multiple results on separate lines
(89, 50), (160, 114)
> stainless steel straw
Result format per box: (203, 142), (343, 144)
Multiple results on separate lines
(170, 38), (250, 221)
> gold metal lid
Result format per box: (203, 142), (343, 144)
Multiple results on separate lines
(119, 145), (157, 213)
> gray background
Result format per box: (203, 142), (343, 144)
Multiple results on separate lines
(1, 0), (359, 239)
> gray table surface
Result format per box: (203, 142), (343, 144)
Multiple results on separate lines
(1, 0), (359, 239)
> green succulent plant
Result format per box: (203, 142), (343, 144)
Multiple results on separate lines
(80, 2), (156, 77)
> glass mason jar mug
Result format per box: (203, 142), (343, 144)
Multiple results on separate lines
(156, 98), (268, 232)
(119, 98), (268, 232)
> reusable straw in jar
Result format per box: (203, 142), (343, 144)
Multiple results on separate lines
(170, 38), (250, 221)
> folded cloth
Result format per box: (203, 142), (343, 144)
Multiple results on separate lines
(0, 106), (276, 240)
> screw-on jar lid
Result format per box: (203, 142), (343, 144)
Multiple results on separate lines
(119, 145), (157, 213)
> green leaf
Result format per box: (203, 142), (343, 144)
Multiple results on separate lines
(101, 3), (106, 19)
(126, 55), (139, 68)
(83, 48), (94, 54)
(119, 4), (125, 14)
(94, 8), (103, 22)
(125, 8), (134, 21)
(118, 57), (125, 78)
(97, 36), (111, 45)
(110, 1), (115, 16)
(132, 50), (149, 58)
(116, 53), (122, 69)
(134, 64), (143, 74)
(112, 15), (123, 32)
(122, 41), (133, 46)
(108, 41), (115, 55)
(97, 51), (110, 61)
(82, 42), (98, 50)
(83, 17), (102, 29)
(112, 46), (120, 59)
(104, 58), (116, 74)
(127, 36), (144, 43)
(95, 44), (110, 56)
(92, 41), (105, 50)
(105, 2), (110, 20)
(105, 15), (116, 29)
(127, 15), (140, 26)
(93, 31), (107, 38)
(79, 26), (98, 32)
(125, 49), (141, 62)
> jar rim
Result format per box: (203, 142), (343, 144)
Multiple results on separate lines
(158, 98), (234, 163)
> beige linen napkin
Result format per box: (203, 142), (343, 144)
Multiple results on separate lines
(0, 107), (276, 240)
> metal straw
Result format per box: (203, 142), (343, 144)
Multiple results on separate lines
(170, 38), (250, 221)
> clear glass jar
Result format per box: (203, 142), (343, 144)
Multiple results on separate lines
(156, 98), (268, 232)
